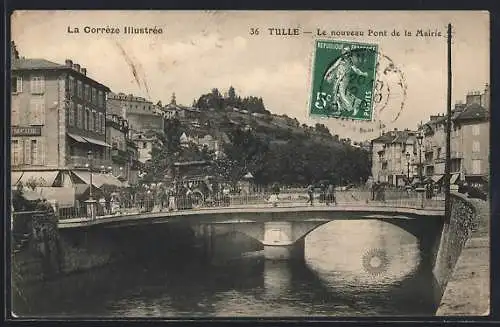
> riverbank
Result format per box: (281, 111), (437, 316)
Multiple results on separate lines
(436, 198), (489, 316)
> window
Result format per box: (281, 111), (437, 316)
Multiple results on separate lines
(98, 91), (104, 107)
(77, 80), (83, 98)
(143, 142), (147, 149)
(12, 76), (22, 93)
(77, 104), (83, 129)
(95, 112), (100, 133)
(99, 112), (105, 134)
(68, 102), (75, 126)
(84, 85), (90, 101)
(11, 100), (20, 125)
(29, 98), (45, 125)
(30, 139), (38, 164)
(472, 159), (482, 174)
(90, 109), (95, 131)
(472, 125), (480, 136)
(92, 88), (97, 105)
(12, 140), (21, 165)
(69, 76), (75, 95)
(93, 110), (98, 132)
(473, 141), (480, 153)
(30, 76), (45, 94)
(85, 108), (89, 130)
(22, 138), (44, 165)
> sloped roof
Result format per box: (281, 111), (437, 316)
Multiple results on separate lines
(454, 103), (488, 122)
(12, 58), (63, 70)
(372, 130), (416, 144)
(12, 58), (111, 91)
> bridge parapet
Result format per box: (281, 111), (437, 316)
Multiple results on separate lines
(433, 193), (482, 296)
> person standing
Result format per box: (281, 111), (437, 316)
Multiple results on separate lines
(306, 183), (314, 206)
(168, 184), (177, 211)
(327, 184), (336, 205)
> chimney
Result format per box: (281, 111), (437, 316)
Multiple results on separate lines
(73, 63), (81, 72)
(81, 68), (87, 75)
(65, 59), (73, 67)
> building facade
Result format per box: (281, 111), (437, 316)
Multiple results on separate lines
(11, 57), (126, 206)
(107, 92), (164, 133)
(418, 85), (490, 189)
(105, 113), (134, 184)
(371, 129), (419, 186)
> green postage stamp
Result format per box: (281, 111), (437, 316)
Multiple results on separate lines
(309, 40), (379, 121)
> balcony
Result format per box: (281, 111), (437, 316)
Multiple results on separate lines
(67, 155), (112, 170)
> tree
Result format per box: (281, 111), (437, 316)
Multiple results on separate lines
(228, 86), (236, 100)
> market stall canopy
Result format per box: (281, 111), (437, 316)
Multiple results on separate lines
(11, 171), (59, 187)
(450, 173), (460, 185)
(67, 133), (86, 143)
(431, 174), (444, 183)
(71, 171), (123, 188)
(82, 136), (111, 148)
(243, 172), (254, 179)
(21, 187), (76, 208)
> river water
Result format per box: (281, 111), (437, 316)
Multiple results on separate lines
(13, 219), (440, 318)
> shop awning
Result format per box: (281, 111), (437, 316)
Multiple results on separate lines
(67, 133), (87, 143)
(22, 187), (76, 208)
(71, 171), (123, 188)
(82, 136), (111, 148)
(431, 174), (444, 183)
(450, 173), (460, 184)
(11, 171), (59, 187)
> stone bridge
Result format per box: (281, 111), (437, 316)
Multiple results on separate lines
(58, 204), (444, 260)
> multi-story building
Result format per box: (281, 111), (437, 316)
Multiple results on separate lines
(11, 55), (123, 206)
(418, 84), (489, 189)
(107, 92), (164, 134)
(131, 131), (157, 163)
(126, 139), (141, 185)
(370, 129), (419, 186)
(105, 113), (132, 184)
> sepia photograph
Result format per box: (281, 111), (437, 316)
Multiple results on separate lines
(9, 10), (490, 318)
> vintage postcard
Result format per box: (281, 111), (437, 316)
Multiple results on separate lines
(9, 11), (489, 318)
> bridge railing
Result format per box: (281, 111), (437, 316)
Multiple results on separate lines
(57, 189), (444, 220)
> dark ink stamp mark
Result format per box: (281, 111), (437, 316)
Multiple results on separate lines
(362, 248), (390, 277)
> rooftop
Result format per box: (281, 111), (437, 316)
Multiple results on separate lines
(12, 58), (111, 91)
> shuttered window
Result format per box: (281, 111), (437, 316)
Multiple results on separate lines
(30, 76), (45, 94)
(77, 104), (83, 129)
(68, 102), (75, 126)
(12, 76), (23, 93)
(29, 98), (45, 125)
(12, 139), (21, 165)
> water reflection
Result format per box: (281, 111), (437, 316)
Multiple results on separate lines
(13, 218), (439, 317)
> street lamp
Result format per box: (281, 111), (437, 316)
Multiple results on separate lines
(85, 150), (97, 221)
(415, 133), (425, 208)
(416, 133), (424, 185)
(88, 150), (94, 200)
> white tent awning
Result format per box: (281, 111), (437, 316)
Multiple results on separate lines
(11, 171), (59, 187)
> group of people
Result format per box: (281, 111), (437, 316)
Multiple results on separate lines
(306, 183), (337, 206)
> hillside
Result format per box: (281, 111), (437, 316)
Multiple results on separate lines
(145, 88), (371, 186)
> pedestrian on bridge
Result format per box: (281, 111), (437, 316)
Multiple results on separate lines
(168, 185), (177, 211)
(327, 183), (337, 205)
(306, 183), (314, 206)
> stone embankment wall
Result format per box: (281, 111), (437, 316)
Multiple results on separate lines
(12, 213), (198, 287)
(432, 193), (488, 314)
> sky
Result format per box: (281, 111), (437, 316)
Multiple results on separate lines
(11, 11), (489, 142)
